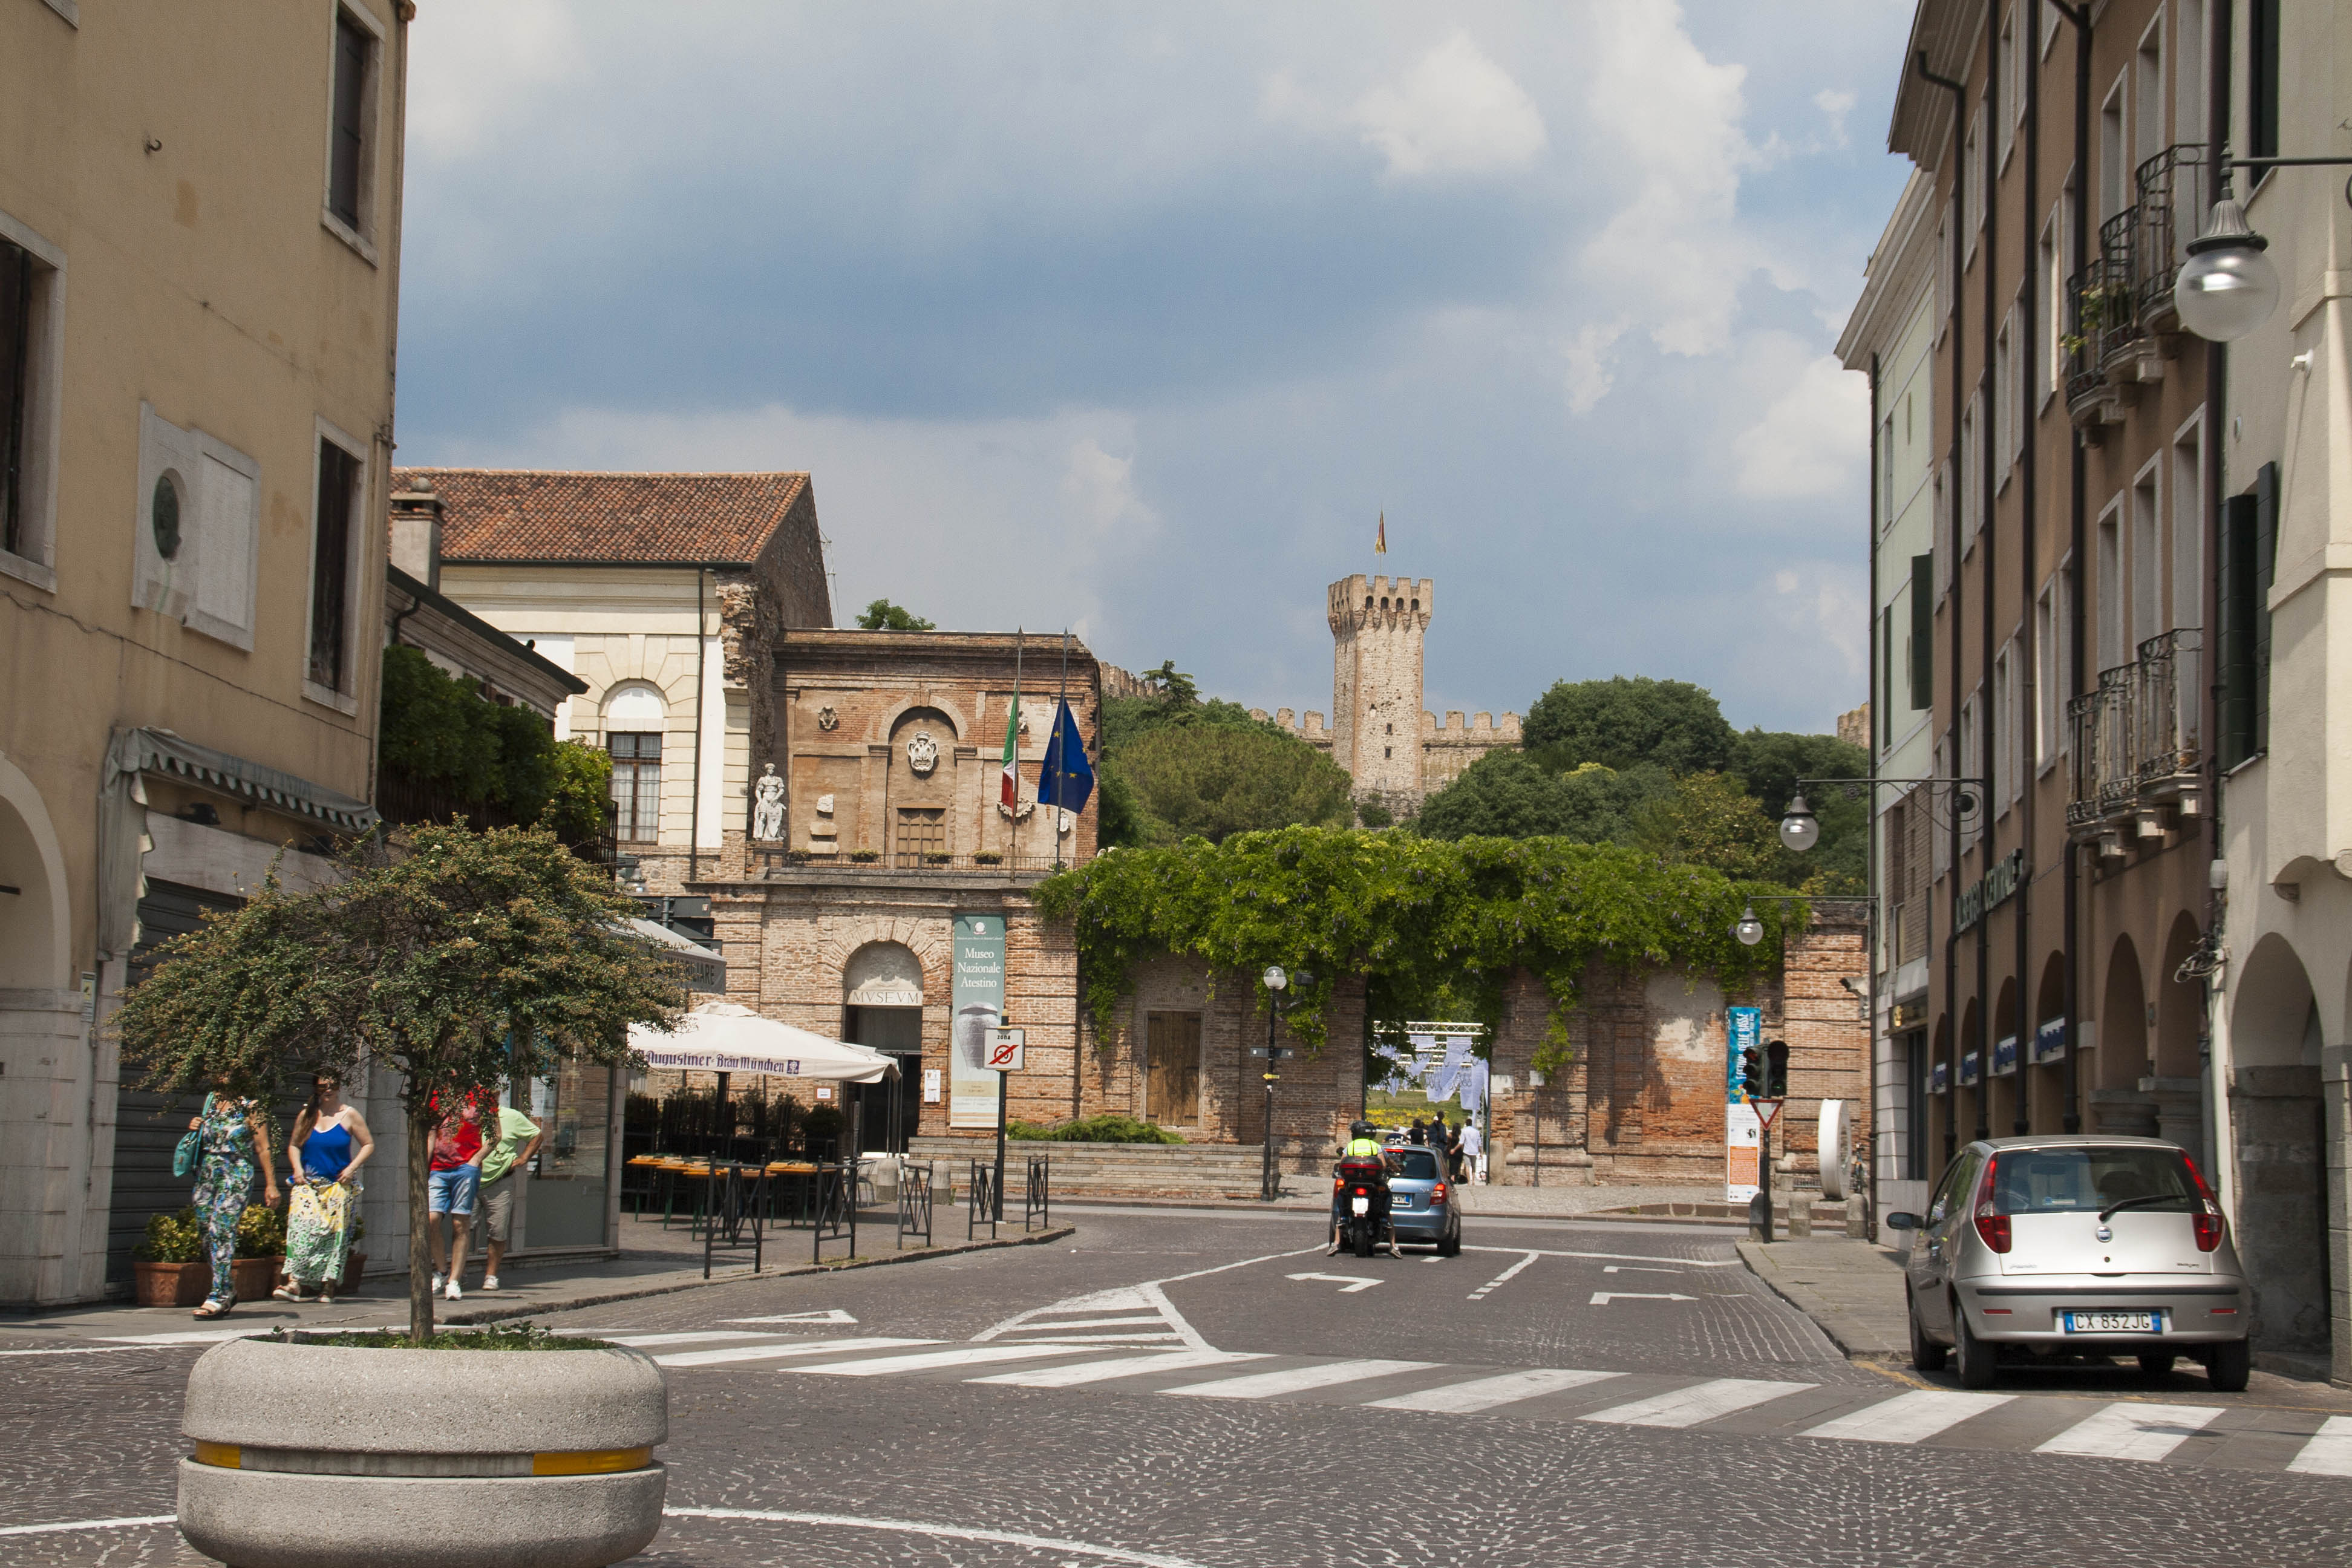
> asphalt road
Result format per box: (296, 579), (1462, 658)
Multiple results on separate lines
(8, 1204), (2352, 1566)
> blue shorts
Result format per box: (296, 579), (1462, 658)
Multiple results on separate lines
(428, 1166), (479, 1215)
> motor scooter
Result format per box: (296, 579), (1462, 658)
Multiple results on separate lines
(1333, 1152), (1394, 1258)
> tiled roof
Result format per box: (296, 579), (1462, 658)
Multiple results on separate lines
(398, 468), (812, 566)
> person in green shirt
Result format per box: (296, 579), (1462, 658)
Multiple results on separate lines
(475, 1105), (542, 1292)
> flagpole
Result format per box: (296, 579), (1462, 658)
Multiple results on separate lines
(1053, 629), (1070, 871)
(1008, 629), (1024, 864)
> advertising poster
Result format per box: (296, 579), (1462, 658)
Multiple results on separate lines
(1726, 1004), (1762, 1202)
(950, 913), (1007, 1128)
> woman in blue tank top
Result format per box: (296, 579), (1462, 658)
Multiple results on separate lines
(279, 1072), (376, 1302)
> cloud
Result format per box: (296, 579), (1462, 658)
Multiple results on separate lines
(433, 403), (1157, 649)
(1731, 338), (1870, 498)
(1813, 87), (1858, 148)
(407, 0), (586, 160)
(1348, 33), (1547, 178)
(1768, 564), (1869, 691)
(1561, 321), (1628, 416)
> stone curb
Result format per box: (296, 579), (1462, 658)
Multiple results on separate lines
(1734, 1238), (1908, 1362)
(436, 1225), (1078, 1327)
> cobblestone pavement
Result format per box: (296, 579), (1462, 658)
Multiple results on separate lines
(8, 1209), (2352, 1566)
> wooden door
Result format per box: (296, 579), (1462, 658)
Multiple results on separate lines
(1146, 1011), (1201, 1125)
(893, 808), (945, 866)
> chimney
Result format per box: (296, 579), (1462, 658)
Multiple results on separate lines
(388, 477), (445, 592)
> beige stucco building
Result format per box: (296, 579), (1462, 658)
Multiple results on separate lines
(1, 0), (410, 1305)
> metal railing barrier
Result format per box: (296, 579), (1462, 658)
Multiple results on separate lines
(1024, 1153), (1051, 1232)
(898, 1160), (935, 1250)
(967, 1160), (998, 1242)
(812, 1160), (857, 1264)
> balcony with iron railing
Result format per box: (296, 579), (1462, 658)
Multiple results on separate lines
(2065, 627), (2205, 845)
(749, 847), (1079, 879)
(2065, 145), (2209, 431)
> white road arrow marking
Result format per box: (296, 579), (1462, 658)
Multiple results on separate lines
(726, 1310), (858, 1325)
(1285, 1272), (1383, 1293)
(1602, 1266), (1682, 1274)
(1588, 1292), (1697, 1305)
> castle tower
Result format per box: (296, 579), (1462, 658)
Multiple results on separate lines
(1327, 573), (1431, 806)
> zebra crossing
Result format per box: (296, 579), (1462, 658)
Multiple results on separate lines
(638, 1328), (2352, 1478)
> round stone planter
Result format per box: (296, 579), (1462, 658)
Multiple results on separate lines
(178, 1334), (667, 1568)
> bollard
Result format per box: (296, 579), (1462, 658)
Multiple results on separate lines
(1846, 1193), (1869, 1238)
(1746, 1191), (1772, 1241)
(1786, 1198), (1813, 1238)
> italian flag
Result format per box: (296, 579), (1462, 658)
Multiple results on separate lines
(1000, 689), (1021, 808)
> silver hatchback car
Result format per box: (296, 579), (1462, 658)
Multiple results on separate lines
(1889, 1135), (2250, 1391)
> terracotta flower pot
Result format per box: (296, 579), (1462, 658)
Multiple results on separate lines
(230, 1256), (280, 1302)
(135, 1260), (212, 1308)
(342, 1252), (367, 1293)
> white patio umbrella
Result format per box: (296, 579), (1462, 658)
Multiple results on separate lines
(629, 1001), (898, 1083)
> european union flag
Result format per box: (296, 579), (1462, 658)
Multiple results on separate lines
(1036, 700), (1094, 814)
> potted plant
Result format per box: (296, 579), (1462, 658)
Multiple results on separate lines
(114, 825), (686, 1567)
(848, 848), (880, 862)
(132, 1207), (209, 1307)
(230, 1201), (286, 1302)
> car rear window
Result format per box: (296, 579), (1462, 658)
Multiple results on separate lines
(1390, 1150), (1440, 1181)
(1992, 1146), (2198, 1215)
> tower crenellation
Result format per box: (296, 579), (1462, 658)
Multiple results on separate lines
(1327, 573), (1433, 808)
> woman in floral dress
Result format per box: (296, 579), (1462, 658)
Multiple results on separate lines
(277, 1071), (374, 1302)
(186, 1078), (279, 1318)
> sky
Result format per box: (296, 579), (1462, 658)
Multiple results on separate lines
(396, 1), (1919, 736)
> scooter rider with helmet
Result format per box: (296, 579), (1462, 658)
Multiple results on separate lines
(1328, 1120), (1399, 1256)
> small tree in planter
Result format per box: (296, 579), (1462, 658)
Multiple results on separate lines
(116, 822), (684, 1340)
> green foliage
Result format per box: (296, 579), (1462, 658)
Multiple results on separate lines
(1110, 724), (1354, 846)
(1631, 771), (1791, 884)
(235, 1202), (287, 1259)
(1416, 753), (1671, 843)
(1096, 694), (1354, 848)
(1522, 676), (1737, 777)
(378, 646), (570, 825)
(1034, 826), (1800, 1074)
(800, 1105), (844, 1145)
(1141, 660), (1198, 704)
(133, 1207), (204, 1263)
(1008, 1114), (1184, 1145)
(281, 1322), (613, 1350)
(1356, 798), (1394, 829)
(1728, 728), (1868, 896)
(538, 740), (615, 843)
(856, 598), (935, 632)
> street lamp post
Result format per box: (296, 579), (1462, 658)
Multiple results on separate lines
(2171, 156), (2352, 344)
(1255, 965), (1312, 1202)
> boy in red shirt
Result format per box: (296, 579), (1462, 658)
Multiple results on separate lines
(426, 1095), (486, 1300)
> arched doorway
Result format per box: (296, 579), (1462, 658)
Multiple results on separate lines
(1959, 996), (1984, 1142)
(1930, 1013), (1954, 1172)
(1990, 977), (2020, 1135)
(2152, 912), (2209, 1161)
(0, 766), (68, 988)
(843, 942), (926, 1152)
(2093, 935), (2152, 1134)
(2230, 934), (2328, 1357)
(2033, 951), (2068, 1134)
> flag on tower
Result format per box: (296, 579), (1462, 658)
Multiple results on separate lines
(999, 690), (1021, 807)
(1374, 512), (1387, 555)
(1036, 701), (1095, 814)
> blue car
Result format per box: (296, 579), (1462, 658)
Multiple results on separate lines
(1382, 1146), (1462, 1255)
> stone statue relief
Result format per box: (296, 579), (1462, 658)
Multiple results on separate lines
(751, 762), (786, 841)
(906, 731), (939, 776)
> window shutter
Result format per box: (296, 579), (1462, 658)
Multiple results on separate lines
(2217, 491), (2257, 769)
(1910, 556), (1935, 709)
(2253, 461), (2278, 756)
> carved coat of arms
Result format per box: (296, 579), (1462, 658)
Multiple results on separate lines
(905, 731), (939, 776)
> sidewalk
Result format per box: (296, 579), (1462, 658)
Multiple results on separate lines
(1736, 1233), (1911, 1359)
(0, 1211), (1073, 1344)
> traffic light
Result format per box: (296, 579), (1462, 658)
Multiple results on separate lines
(1765, 1040), (1790, 1098)
(1739, 1047), (1763, 1101)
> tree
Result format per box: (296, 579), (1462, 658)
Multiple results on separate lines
(1728, 728), (1868, 895)
(1631, 771), (1792, 884)
(1521, 676), (1737, 777)
(114, 823), (685, 1339)
(377, 645), (577, 827)
(856, 598), (935, 631)
(1142, 660), (1199, 705)
(1108, 723), (1354, 844)
(1415, 752), (1670, 843)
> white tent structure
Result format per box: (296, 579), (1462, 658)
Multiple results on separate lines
(629, 1001), (897, 1083)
